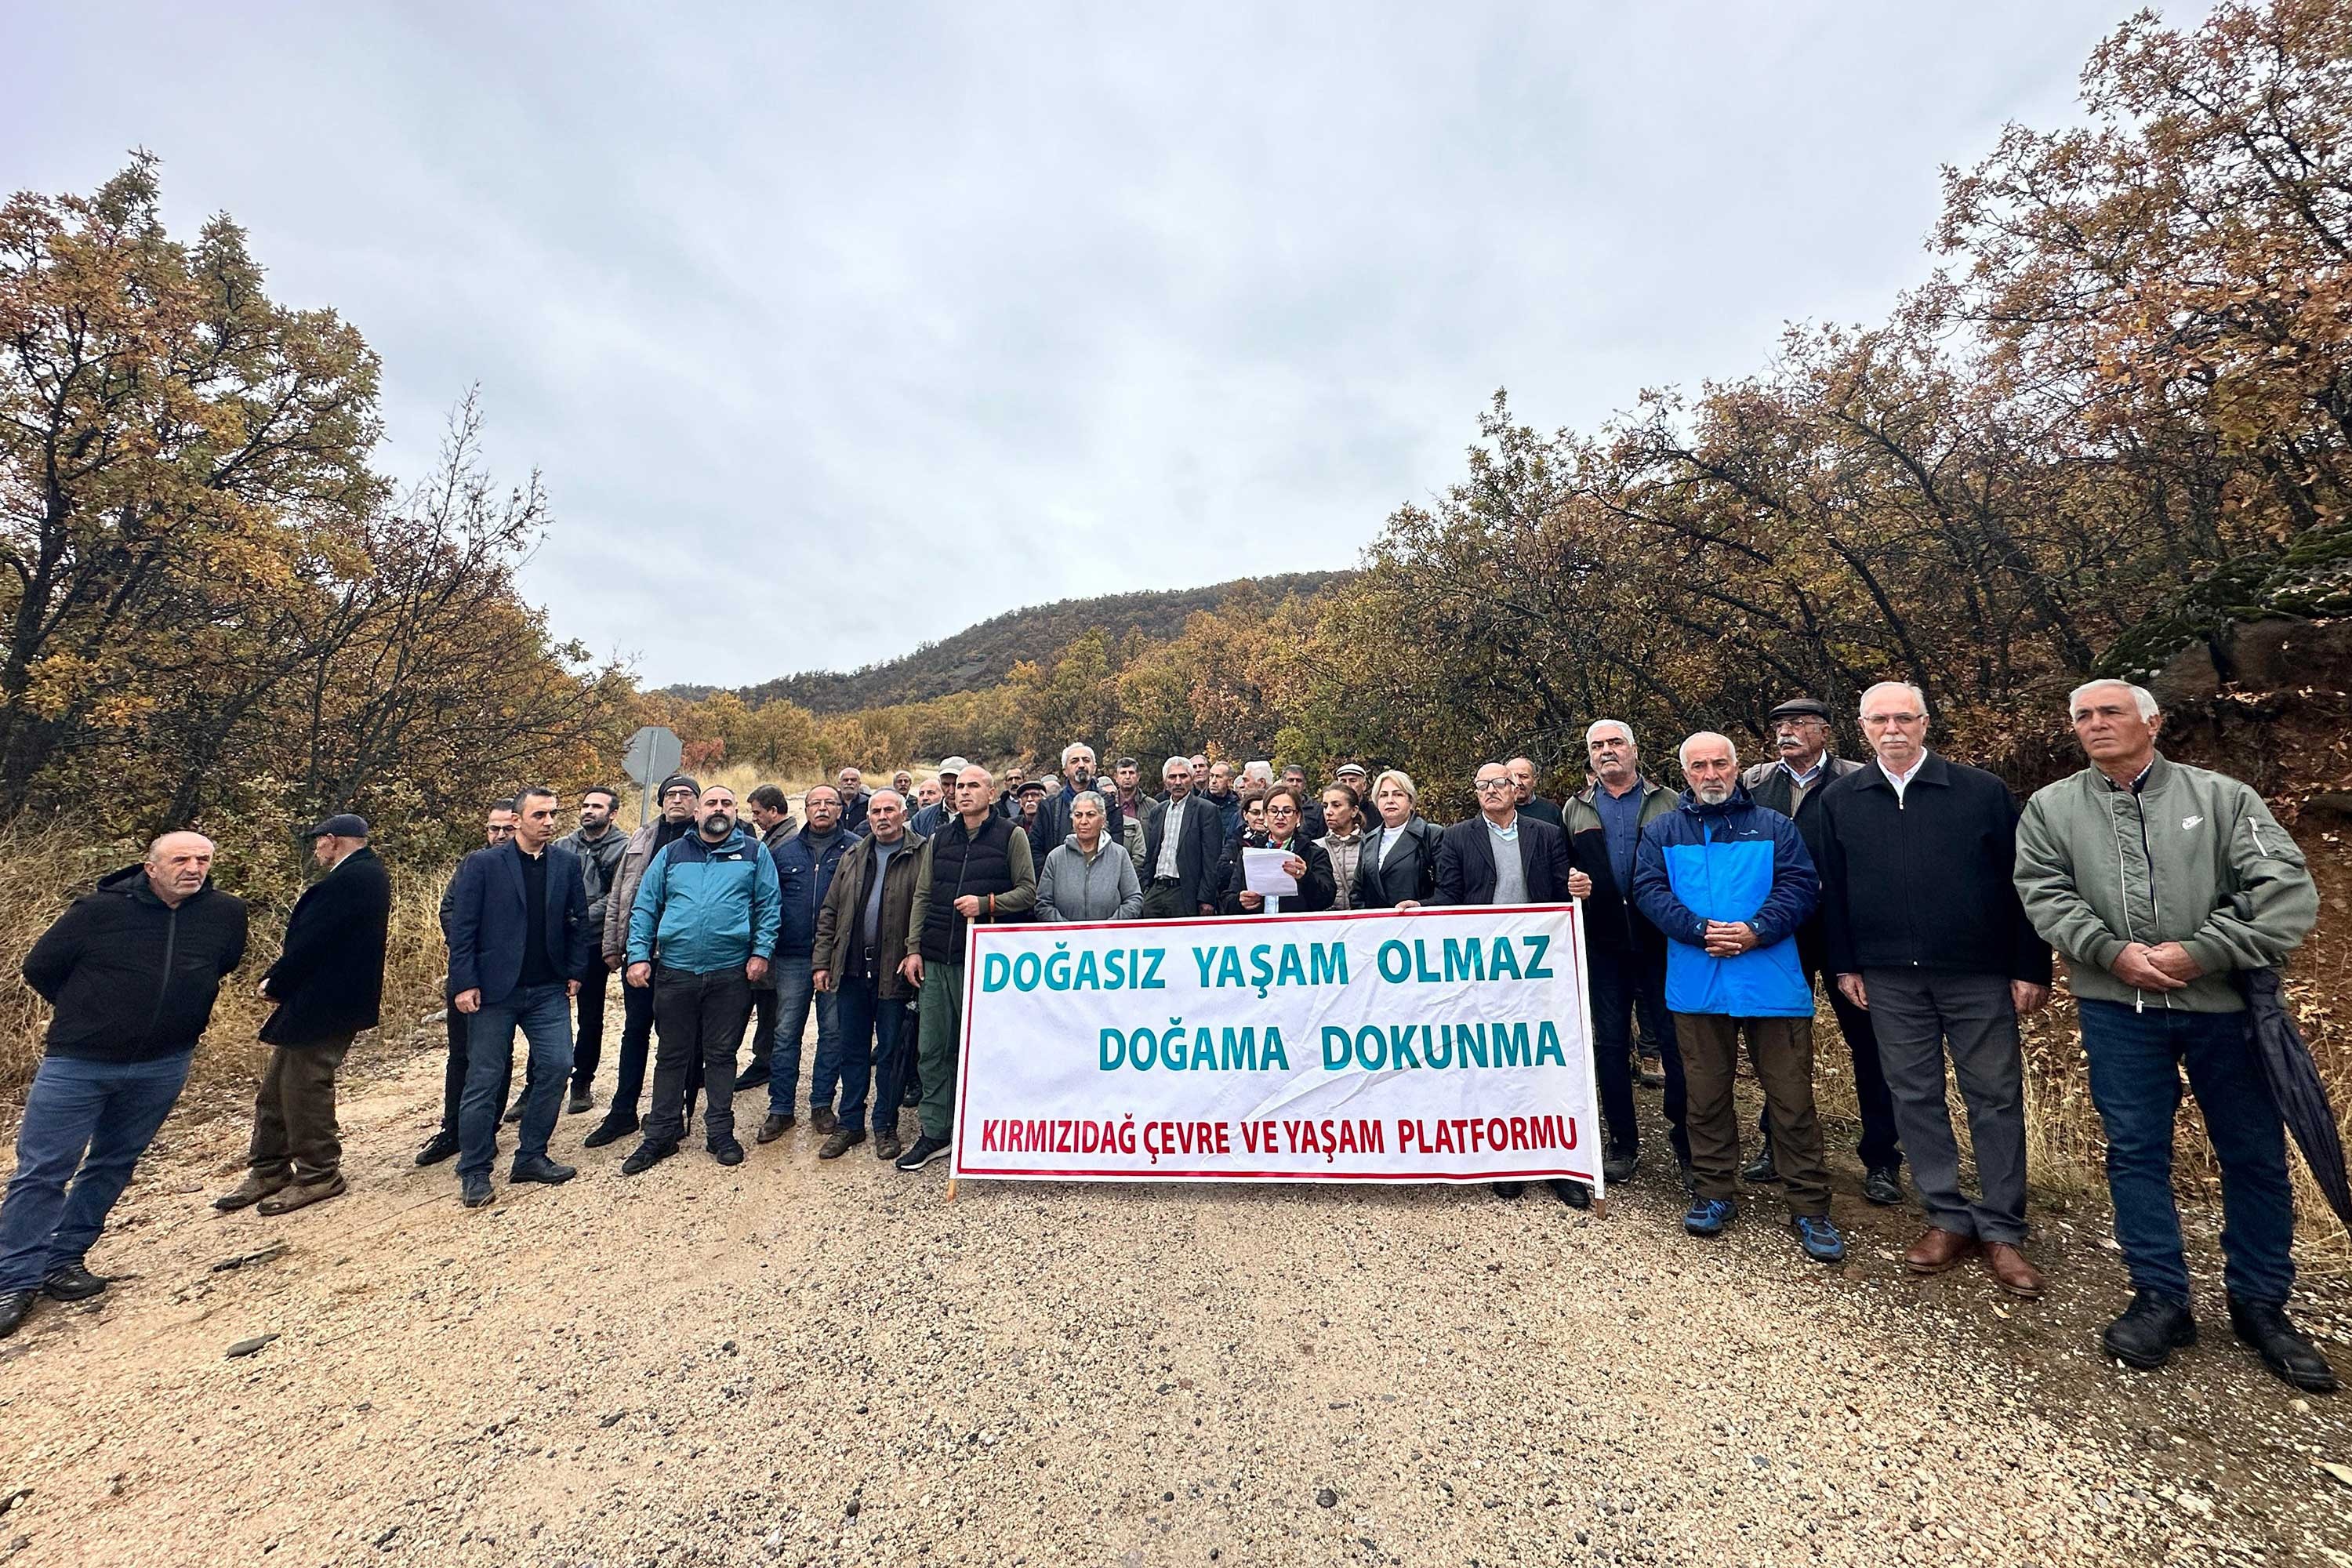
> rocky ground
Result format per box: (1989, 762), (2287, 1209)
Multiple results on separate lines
(0, 1026), (2349, 1568)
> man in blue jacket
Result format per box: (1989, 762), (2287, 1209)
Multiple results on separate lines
(442, 787), (593, 1210)
(758, 784), (853, 1143)
(622, 784), (782, 1174)
(1632, 732), (1842, 1262)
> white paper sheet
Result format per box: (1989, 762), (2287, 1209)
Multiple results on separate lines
(1243, 847), (1301, 897)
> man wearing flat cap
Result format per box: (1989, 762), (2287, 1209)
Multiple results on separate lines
(215, 813), (391, 1215)
(1740, 695), (1906, 1207)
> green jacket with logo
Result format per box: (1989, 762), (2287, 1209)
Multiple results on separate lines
(2013, 753), (2318, 1012)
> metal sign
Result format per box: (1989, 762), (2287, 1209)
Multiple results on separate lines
(622, 725), (683, 825)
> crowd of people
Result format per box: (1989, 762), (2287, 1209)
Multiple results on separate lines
(0, 678), (2334, 1397)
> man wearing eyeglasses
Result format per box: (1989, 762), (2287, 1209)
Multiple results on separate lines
(1814, 683), (2052, 1298)
(417, 799), (521, 1167)
(1741, 695), (1904, 1207)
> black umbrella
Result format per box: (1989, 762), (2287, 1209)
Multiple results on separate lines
(2238, 967), (2352, 1232)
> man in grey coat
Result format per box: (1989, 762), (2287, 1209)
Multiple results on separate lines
(1036, 793), (1144, 923)
(2015, 678), (2331, 1392)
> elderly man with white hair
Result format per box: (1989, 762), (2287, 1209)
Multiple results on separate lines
(1632, 731), (1842, 1262)
(1031, 742), (1124, 864)
(1142, 755), (1225, 918)
(1813, 682), (2053, 1298)
(2016, 678), (2332, 1391)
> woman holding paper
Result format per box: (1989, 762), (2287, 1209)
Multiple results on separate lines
(1219, 787), (1335, 916)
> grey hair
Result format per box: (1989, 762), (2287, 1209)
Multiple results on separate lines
(1061, 742), (1095, 766)
(1069, 789), (1107, 815)
(2068, 678), (2160, 722)
(1161, 755), (1191, 779)
(1585, 718), (1635, 750)
(1859, 681), (1931, 720)
(1677, 731), (1739, 769)
(868, 789), (905, 809)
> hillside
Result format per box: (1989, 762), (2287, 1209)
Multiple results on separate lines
(696, 572), (1350, 713)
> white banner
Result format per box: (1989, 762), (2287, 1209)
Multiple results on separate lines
(950, 904), (1601, 1186)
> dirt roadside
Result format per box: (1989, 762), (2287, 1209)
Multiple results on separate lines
(0, 1029), (2347, 1568)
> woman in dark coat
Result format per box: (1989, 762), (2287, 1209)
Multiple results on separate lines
(1219, 787), (1335, 916)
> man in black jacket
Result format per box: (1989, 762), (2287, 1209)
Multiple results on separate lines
(416, 800), (519, 1166)
(1032, 743), (1125, 864)
(1817, 681), (2053, 1297)
(560, 786), (630, 1113)
(1, 833), (248, 1337)
(1433, 763), (1590, 1205)
(1741, 695), (1904, 1205)
(1141, 756), (1223, 918)
(214, 815), (391, 1217)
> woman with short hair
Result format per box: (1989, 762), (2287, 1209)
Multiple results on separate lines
(1355, 769), (1442, 909)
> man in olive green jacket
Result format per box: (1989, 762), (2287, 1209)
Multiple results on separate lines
(2014, 678), (2332, 1393)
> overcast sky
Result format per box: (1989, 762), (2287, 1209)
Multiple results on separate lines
(11, 2), (2171, 688)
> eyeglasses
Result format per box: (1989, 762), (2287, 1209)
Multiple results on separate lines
(487, 824), (517, 837)
(1474, 779), (1514, 792)
(1861, 713), (1924, 728)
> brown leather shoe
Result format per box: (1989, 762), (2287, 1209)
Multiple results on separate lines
(1983, 1242), (2045, 1298)
(212, 1172), (290, 1212)
(1904, 1227), (1979, 1274)
(256, 1174), (347, 1215)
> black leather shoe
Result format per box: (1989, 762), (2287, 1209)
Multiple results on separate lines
(619, 1141), (677, 1177)
(2230, 1297), (2339, 1393)
(1548, 1179), (1591, 1209)
(414, 1130), (460, 1167)
(582, 1113), (637, 1150)
(757, 1112), (793, 1145)
(0, 1289), (34, 1338)
(732, 1065), (771, 1093)
(1741, 1149), (1781, 1184)
(710, 1138), (746, 1167)
(42, 1260), (107, 1301)
(501, 1096), (525, 1125)
(510, 1155), (576, 1185)
(459, 1174), (495, 1209)
(2102, 1290), (2197, 1370)
(1862, 1167), (1905, 1207)
(900, 1080), (922, 1109)
(565, 1087), (593, 1115)
(1602, 1145), (1638, 1185)
(1491, 1181), (1526, 1200)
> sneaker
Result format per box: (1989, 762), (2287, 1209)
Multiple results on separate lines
(1601, 1145), (1638, 1185)
(566, 1087), (594, 1116)
(1861, 1166), (1905, 1207)
(2103, 1290), (2196, 1370)
(1637, 1055), (1665, 1090)
(895, 1134), (952, 1171)
(1790, 1214), (1846, 1263)
(40, 1260), (107, 1301)
(257, 1174), (347, 1215)
(212, 1172), (291, 1212)
(2229, 1296), (2339, 1393)
(732, 1065), (771, 1093)
(1741, 1149), (1780, 1184)
(757, 1112), (794, 1145)
(460, 1174), (495, 1209)
(710, 1138), (746, 1167)
(811, 1106), (839, 1135)
(818, 1127), (866, 1160)
(583, 1112), (638, 1150)
(874, 1129), (903, 1163)
(619, 1141), (677, 1177)
(1548, 1178), (1591, 1209)
(1682, 1197), (1736, 1236)
(0, 1289), (34, 1338)
(414, 1130), (460, 1167)
(510, 1155), (576, 1185)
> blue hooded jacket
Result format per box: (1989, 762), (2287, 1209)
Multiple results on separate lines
(627, 827), (782, 975)
(771, 828), (854, 959)
(1631, 786), (1818, 1018)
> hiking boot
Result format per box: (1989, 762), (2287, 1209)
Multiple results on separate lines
(41, 1260), (107, 1301)
(619, 1141), (678, 1177)
(212, 1172), (290, 1212)
(1637, 1054), (1665, 1089)
(1790, 1214), (1846, 1264)
(459, 1174), (495, 1209)
(510, 1155), (575, 1185)
(894, 1134), (951, 1171)
(710, 1138), (746, 1167)
(2229, 1297), (2339, 1393)
(583, 1112), (638, 1149)
(811, 1106), (839, 1135)
(757, 1112), (793, 1145)
(1601, 1145), (1638, 1185)
(256, 1174), (346, 1215)
(566, 1087), (594, 1116)
(414, 1130), (460, 1167)
(818, 1127), (866, 1160)
(1861, 1166), (1905, 1207)
(1741, 1148), (1780, 1184)
(1548, 1179), (1591, 1209)
(874, 1128), (903, 1163)
(1682, 1197), (1736, 1236)
(0, 1290), (34, 1338)
(2102, 1290), (2196, 1370)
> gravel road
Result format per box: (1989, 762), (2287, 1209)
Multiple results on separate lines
(0, 1028), (2347, 1567)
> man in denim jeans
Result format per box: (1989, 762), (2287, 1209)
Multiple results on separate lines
(1, 833), (247, 1338)
(445, 787), (593, 1210)
(2016, 679), (2332, 1392)
(757, 784), (851, 1143)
